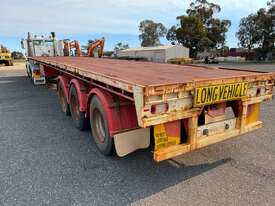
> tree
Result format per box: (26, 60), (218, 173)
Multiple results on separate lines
(206, 18), (231, 49)
(11, 51), (24, 59)
(114, 42), (129, 52)
(167, 0), (231, 58)
(236, 14), (258, 52)
(139, 20), (167, 47)
(187, 0), (221, 24)
(236, 1), (274, 60)
(103, 51), (114, 57)
(254, 8), (273, 59)
(167, 16), (209, 57)
(267, 0), (275, 47)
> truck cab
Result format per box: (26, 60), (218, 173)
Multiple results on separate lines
(21, 32), (64, 84)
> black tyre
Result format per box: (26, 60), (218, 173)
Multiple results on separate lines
(57, 81), (70, 116)
(89, 96), (114, 156)
(69, 85), (88, 130)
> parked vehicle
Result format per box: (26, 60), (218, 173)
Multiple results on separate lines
(21, 32), (64, 84)
(0, 46), (13, 66)
(205, 56), (219, 64)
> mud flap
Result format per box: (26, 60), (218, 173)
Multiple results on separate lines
(114, 128), (150, 157)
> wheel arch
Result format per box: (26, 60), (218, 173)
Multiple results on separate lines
(57, 75), (70, 103)
(87, 88), (138, 136)
(87, 88), (115, 135)
(69, 79), (88, 112)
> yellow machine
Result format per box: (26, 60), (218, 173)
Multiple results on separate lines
(0, 46), (13, 66)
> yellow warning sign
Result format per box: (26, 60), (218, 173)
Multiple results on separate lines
(154, 124), (180, 151)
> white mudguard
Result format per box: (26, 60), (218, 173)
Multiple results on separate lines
(114, 128), (150, 157)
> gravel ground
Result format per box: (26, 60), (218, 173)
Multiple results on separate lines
(0, 62), (26, 77)
(0, 63), (275, 206)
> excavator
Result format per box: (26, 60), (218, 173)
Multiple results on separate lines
(63, 40), (82, 57)
(63, 38), (105, 58)
(87, 38), (105, 58)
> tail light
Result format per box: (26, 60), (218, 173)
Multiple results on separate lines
(151, 103), (169, 114)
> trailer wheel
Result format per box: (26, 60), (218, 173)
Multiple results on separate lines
(69, 85), (88, 130)
(89, 96), (114, 156)
(57, 82), (70, 116)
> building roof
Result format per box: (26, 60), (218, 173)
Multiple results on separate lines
(119, 45), (183, 52)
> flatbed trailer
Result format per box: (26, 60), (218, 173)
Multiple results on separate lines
(28, 56), (275, 161)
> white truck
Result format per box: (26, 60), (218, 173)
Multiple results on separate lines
(21, 32), (64, 84)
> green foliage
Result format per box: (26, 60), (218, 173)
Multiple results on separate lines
(207, 18), (231, 49)
(187, 0), (221, 24)
(236, 1), (274, 59)
(236, 14), (258, 51)
(139, 20), (167, 47)
(114, 42), (129, 52)
(167, 16), (209, 57)
(167, 0), (230, 58)
(103, 51), (114, 57)
(11, 51), (25, 59)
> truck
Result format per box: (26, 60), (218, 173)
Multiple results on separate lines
(21, 32), (64, 84)
(25, 55), (275, 162)
(21, 33), (105, 85)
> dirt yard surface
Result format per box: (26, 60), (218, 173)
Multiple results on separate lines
(0, 62), (26, 77)
(0, 63), (275, 206)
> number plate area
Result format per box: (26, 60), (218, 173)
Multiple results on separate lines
(194, 82), (248, 106)
(197, 118), (236, 138)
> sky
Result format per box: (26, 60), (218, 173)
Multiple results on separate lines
(0, 0), (269, 52)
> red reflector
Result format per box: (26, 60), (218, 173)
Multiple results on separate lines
(151, 105), (156, 114)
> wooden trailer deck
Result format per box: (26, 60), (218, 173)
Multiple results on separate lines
(29, 56), (267, 88)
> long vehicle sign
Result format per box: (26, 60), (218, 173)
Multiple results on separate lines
(194, 82), (248, 106)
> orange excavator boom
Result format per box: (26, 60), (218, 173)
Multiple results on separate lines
(87, 38), (105, 58)
(63, 40), (82, 56)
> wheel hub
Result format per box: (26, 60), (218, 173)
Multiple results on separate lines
(93, 109), (106, 143)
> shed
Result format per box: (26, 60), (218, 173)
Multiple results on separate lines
(117, 45), (189, 63)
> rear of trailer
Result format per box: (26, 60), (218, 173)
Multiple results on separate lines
(28, 57), (275, 161)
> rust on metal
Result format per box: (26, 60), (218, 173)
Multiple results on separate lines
(29, 57), (268, 88)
